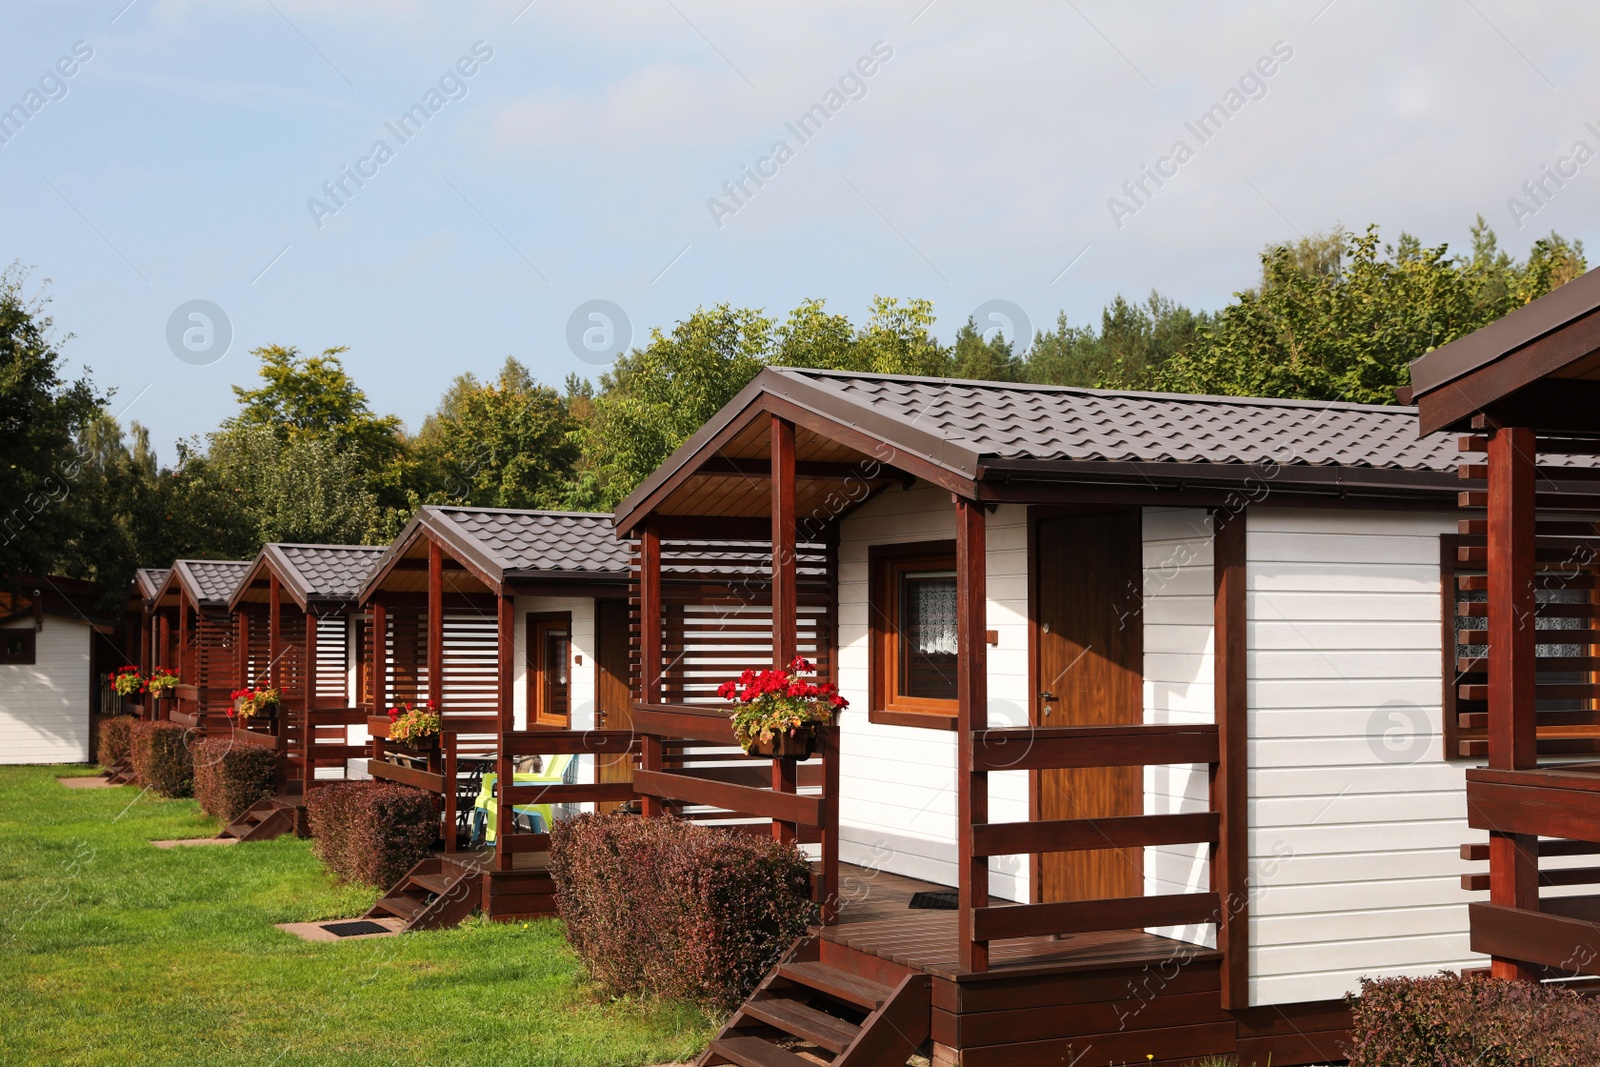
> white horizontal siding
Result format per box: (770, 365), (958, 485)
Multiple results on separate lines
(835, 483), (1029, 899)
(1142, 508), (1217, 946)
(1245, 506), (1477, 1006)
(0, 617), (90, 764)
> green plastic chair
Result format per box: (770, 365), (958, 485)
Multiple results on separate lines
(474, 754), (576, 844)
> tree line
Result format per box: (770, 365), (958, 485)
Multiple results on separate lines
(1, 217), (1584, 606)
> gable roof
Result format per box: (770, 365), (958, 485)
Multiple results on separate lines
(157, 560), (252, 610)
(359, 507), (629, 601)
(134, 568), (169, 602)
(230, 544), (388, 612)
(615, 368), (1465, 531)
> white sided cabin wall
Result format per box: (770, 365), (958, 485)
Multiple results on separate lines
(834, 483), (1031, 901)
(1140, 508), (1219, 946)
(0, 615), (91, 764)
(1244, 505), (1479, 1006)
(512, 595), (597, 780)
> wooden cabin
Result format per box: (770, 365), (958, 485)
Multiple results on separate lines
(609, 366), (1521, 1067)
(124, 567), (170, 720)
(226, 544), (386, 806)
(356, 506), (636, 925)
(149, 560), (251, 733)
(1409, 267), (1600, 984)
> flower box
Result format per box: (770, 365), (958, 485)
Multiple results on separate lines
(719, 657), (845, 760)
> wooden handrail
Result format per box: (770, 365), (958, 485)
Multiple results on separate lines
(972, 811), (1219, 858)
(969, 723), (1219, 772)
(633, 702), (737, 746)
(633, 768), (823, 827)
(972, 892), (1223, 943)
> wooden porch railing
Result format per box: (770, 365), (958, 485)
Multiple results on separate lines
(1460, 763), (1600, 975)
(632, 702), (841, 922)
(961, 721), (1223, 967)
(366, 719), (642, 866)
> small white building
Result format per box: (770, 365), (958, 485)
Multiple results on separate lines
(0, 577), (129, 765)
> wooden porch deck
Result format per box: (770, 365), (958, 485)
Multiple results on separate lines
(823, 911), (1210, 983)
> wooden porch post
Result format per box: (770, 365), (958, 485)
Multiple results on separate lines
(771, 415), (798, 846)
(268, 575), (282, 691)
(639, 522), (664, 819)
(156, 613), (170, 720)
(491, 591), (515, 866)
(956, 496), (989, 974)
(1211, 508), (1250, 1009)
(303, 611), (318, 797)
(427, 541), (444, 712)
(1487, 426), (1541, 981)
(370, 597), (387, 764)
(237, 612), (250, 693)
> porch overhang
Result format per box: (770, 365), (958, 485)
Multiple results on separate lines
(1410, 266), (1600, 436)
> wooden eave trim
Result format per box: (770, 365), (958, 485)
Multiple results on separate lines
(613, 371), (981, 534)
(359, 512), (506, 602)
(1415, 306), (1600, 434)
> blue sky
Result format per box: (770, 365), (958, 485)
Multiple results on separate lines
(4, 0), (1598, 457)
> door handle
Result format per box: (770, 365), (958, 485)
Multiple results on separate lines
(1039, 691), (1057, 717)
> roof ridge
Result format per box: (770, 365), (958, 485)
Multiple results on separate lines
(769, 366), (1418, 416)
(427, 505), (612, 519)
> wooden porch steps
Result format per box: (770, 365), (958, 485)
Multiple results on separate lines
(365, 857), (483, 932)
(216, 798), (296, 842)
(701, 934), (930, 1067)
(101, 756), (136, 785)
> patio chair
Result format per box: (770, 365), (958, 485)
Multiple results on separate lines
(472, 754), (579, 846)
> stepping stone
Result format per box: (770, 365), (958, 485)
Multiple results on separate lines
(275, 917), (405, 942)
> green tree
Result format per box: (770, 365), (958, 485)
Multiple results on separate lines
(0, 266), (105, 579)
(413, 357), (580, 509)
(204, 425), (385, 545)
(1020, 292), (1208, 390)
(573, 305), (772, 509)
(1156, 223), (1585, 403)
(951, 317), (1017, 381)
(227, 344), (405, 493)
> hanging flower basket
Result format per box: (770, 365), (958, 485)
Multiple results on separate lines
(718, 657), (846, 761)
(744, 727), (819, 761)
(387, 701), (441, 751)
(229, 685), (281, 726)
(145, 667), (179, 701)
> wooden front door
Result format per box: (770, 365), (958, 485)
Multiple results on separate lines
(1033, 509), (1144, 904)
(594, 599), (634, 805)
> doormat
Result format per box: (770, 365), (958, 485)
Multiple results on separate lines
(320, 920), (392, 937)
(908, 890), (958, 910)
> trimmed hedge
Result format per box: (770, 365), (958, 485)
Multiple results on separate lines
(129, 721), (193, 797)
(306, 781), (438, 888)
(192, 738), (277, 824)
(97, 716), (133, 767)
(550, 812), (815, 1011)
(1348, 973), (1600, 1066)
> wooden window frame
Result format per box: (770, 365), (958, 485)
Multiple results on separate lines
(868, 539), (959, 731)
(525, 611), (573, 728)
(0, 627), (37, 666)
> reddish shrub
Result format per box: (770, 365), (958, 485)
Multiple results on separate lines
(306, 781), (438, 888)
(97, 716), (133, 767)
(1347, 972), (1600, 1066)
(192, 738), (278, 824)
(550, 812), (815, 1011)
(129, 721), (193, 797)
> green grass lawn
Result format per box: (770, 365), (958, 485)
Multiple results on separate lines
(0, 766), (712, 1067)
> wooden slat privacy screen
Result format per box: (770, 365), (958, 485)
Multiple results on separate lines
(1449, 439), (1600, 759)
(630, 536), (836, 703)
